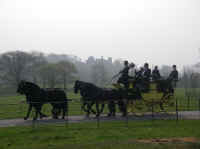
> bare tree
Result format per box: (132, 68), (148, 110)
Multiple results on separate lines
(37, 63), (60, 88)
(0, 51), (41, 87)
(56, 61), (77, 90)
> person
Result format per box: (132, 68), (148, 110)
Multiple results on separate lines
(168, 65), (178, 87)
(135, 67), (144, 79)
(152, 66), (161, 81)
(143, 63), (151, 81)
(117, 60), (134, 89)
(141, 63), (151, 92)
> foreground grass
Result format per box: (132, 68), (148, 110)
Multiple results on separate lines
(0, 120), (200, 149)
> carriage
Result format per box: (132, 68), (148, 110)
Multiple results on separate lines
(112, 78), (175, 114)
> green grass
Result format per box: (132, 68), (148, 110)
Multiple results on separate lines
(0, 120), (200, 149)
(0, 92), (83, 120)
(0, 88), (200, 120)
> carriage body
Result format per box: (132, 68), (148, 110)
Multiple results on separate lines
(112, 79), (175, 112)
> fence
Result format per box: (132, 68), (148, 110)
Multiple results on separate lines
(1, 95), (200, 129)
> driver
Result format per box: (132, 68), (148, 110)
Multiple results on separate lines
(168, 65), (178, 87)
(117, 60), (135, 89)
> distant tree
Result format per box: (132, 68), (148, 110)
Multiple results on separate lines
(37, 63), (60, 88)
(91, 60), (108, 86)
(56, 61), (77, 90)
(29, 52), (47, 84)
(160, 65), (171, 78)
(0, 51), (42, 87)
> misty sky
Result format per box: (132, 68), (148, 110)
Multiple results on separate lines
(0, 0), (200, 68)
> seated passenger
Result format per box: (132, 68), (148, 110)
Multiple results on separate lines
(168, 65), (179, 88)
(142, 63), (151, 92)
(143, 63), (151, 81)
(152, 66), (161, 81)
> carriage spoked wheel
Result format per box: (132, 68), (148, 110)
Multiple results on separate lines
(113, 82), (175, 114)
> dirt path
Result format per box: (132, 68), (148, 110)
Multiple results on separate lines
(0, 111), (200, 127)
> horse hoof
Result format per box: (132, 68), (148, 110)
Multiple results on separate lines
(24, 117), (28, 120)
(96, 114), (100, 118)
(107, 114), (111, 117)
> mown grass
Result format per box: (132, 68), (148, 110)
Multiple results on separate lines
(0, 88), (200, 120)
(0, 120), (200, 149)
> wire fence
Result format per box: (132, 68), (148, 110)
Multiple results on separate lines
(1, 95), (200, 128)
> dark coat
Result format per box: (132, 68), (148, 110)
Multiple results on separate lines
(152, 69), (161, 81)
(169, 70), (178, 81)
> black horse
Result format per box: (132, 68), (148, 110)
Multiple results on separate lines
(74, 80), (134, 117)
(74, 80), (106, 117)
(155, 78), (175, 110)
(17, 80), (68, 120)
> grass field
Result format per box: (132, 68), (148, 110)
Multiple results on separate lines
(0, 88), (200, 120)
(1, 89), (200, 149)
(0, 120), (200, 149)
(0, 92), (82, 120)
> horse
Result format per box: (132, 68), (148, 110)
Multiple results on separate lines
(154, 77), (175, 110)
(74, 80), (132, 117)
(17, 80), (68, 120)
(74, 80), (106, 117)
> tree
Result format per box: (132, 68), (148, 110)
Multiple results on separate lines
(0, 51), (42, 87)
(56, 61), (77, 90)
(160, 65), (171, 78)
(37, 63), (60, 88)
(91, 61), (108, 86)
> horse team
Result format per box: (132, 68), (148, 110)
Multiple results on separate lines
(17, 78), (174, 120)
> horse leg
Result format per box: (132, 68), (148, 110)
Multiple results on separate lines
(100, 103), (105, 114)
(123, 101), (128, 117)
(95, 102), (100, 117)
(33, 107), (39, 121)
(85, 102), (91, 117)
(62, 104), (67, 119)
(90, 101), (96, 114)
(160, 102), (164, 111)
(119, 100), (127, 117)
(108, 101), (115, 117)
(112, 102), (116, 117)
(51, 106), (59, 119)
(33, 105), (42, 121)
(118, 100), (125, 116)
(39, 104), (48, 119)
(82, 101), (90, 117)
(24, 104), (32, 120)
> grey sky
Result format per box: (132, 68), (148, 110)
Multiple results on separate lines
(0, 0), (200, 68)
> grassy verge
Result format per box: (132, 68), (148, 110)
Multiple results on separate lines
(0, 120), (200, 149)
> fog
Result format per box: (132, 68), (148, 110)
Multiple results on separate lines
(0, 0), (200, 68)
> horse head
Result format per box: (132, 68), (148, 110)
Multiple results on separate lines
(17, 80), (27, 94)
(17, 80), (40, 95)
(74, 80), (81, 94)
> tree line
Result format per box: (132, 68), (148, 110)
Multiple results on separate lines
(0, 50), (200, 95)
